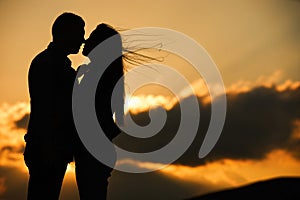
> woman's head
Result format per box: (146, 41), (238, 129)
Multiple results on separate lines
(83, 23), (122, 57)
(83, 23), (125, 125)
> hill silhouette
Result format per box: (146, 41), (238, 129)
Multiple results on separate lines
(187, 176), (300, 200)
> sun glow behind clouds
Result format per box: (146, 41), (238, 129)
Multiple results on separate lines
(161, 150), (300, 186)
(0, 102), (29, 172)
(125, 94), (178, 114)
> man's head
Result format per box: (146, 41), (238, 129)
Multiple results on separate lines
(52, 12), (85, 54)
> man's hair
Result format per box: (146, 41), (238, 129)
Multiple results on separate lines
(52, 12), (85, 39)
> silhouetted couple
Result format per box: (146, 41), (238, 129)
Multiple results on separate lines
(24, 12), (124, 200)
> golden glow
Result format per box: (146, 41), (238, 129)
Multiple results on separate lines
(117, 150), (300, 192)
(226, 70), (300, 94)
(277, 80), (300, 92)
(0, 102), (29, 172)
(125, 95), (177, 114)
(160, 150), (300, 187)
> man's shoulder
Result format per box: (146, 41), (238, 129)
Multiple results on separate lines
(31, 48), (52, 66)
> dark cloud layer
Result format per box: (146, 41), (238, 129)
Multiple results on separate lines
(205, 86), (300, 162)
(115, 86), (300, 166)
(0, 145), (24, 155)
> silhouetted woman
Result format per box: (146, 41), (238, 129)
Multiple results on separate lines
(74, 23), (124, 200)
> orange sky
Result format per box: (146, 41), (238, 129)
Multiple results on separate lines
(0, 0), (300, 199)
(0, 0), (299, 103)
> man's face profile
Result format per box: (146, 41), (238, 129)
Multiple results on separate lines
(67, 27), (85, 54)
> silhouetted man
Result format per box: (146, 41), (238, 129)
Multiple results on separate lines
(24, 12), (85, 200)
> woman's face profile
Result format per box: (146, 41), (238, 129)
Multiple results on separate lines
(82, 29), (101, 57)
(82, 25), (119, 58)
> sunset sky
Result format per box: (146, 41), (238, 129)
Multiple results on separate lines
(0, 0), (300, 199)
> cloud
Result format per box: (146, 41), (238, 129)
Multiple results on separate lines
(226, 70), (283, 94)
(0, 78), (300, 199)
(226, 70), (300, 94)
(0, 166), (28, 199)
(125, 95), (177, 114)
(200, 85), (300, 162)
(14, 113), (29, 130)
(0, 103), (30, 198)
(285, 119), (300, 159)
(170, 70), (300, 106)
(115, 82), (300, 166)
(0, 102), (82, 199)
(0, 102), (29, 170)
